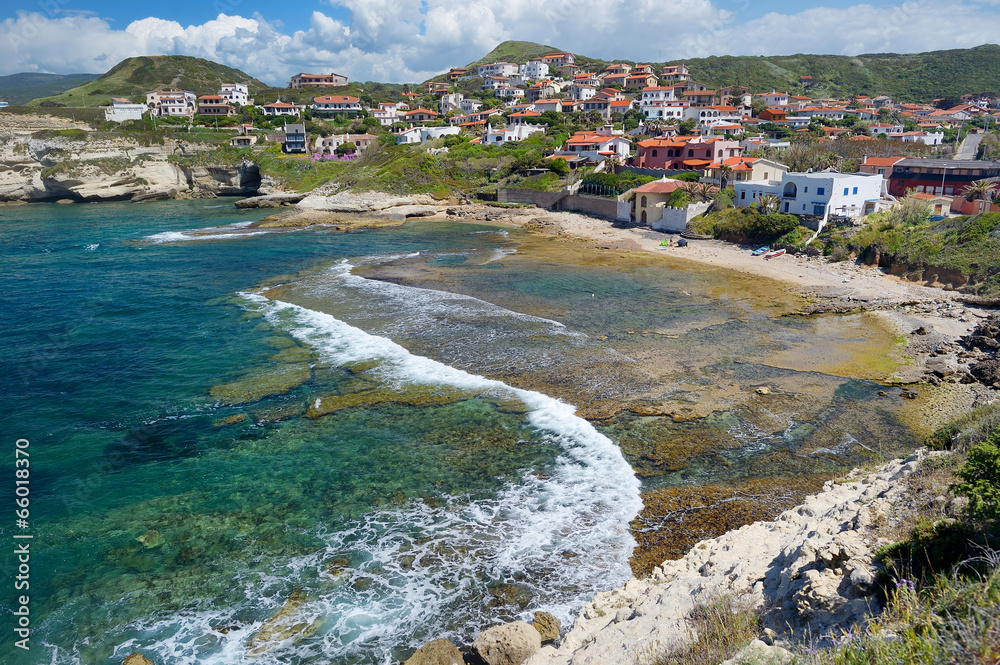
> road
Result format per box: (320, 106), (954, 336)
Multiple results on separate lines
(954, 131), (983, 160)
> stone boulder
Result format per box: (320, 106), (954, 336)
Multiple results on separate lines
(472, 621), (541, 665)
(970, 359), (1000, 386)
(403, 638), (465, 665)
(530, 611), (561, 644)
(719, 639), (794, 665)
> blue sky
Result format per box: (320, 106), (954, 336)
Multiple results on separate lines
(2, 0), (998, 84)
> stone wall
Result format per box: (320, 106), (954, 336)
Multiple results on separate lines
(652, 201), (712, 232)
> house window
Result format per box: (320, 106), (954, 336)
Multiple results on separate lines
(844, 188), (849, 195)
(804, 187), (808, 193)
(688, 150), (694, 157)
(764, 173), (769, 179)
(817, 187), (825, 195)
(853, 187), (858, 195)
(641, 196), (648, 208)
(651, 150), (658, 157)
(740, 191), (745, 200)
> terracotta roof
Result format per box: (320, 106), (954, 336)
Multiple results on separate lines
(682, 159), (712, 166)
(509, 110), (542, 117)
(314, 96), (360, 103)
(631, 180), (684, 194)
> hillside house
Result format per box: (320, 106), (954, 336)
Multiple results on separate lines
(626, 178), (687, 225)
(312, 95), (362, 115)
(146, 90), (196, 117)
(570, 83), (597, 101)
(396, 126), (460, 144)
(533, 99), (563, 113)
(640, 87), (678, 107)
(425, 81), (450, 94)
(460, 98), (484, 113)
(634, 136), (741, 170)
(859, 156), (907, 176)
(556, 129), (631, 163)
(478, 62), (518, 78)
(762, 91), (789, 107)
(402, 108), (440, 124)
(290, 72), (348, 88)
(219, 83), (250, 106)
(440, 93), (465, 114)
(483, 123), (545, 144)
(541, 52), (575, 68)
(446, 68), (468, 81)
(661, 65), (690, 82)
(262, 100), (298, 116)
(519, 60), (549, 80)
(197, 95), (233, 116)
(704, 156), (789, 184)
(627, 73), (659, 90)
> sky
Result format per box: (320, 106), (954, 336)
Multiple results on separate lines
(2, 0), (999, 85)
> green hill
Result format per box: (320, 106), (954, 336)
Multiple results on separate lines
(29, 56), (268, 107)
(667, 44), (1000, 101)
(0, 73), (100, 105)
(436, 40), (1000, 102)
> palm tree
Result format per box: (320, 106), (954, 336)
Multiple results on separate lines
(718, 163), (734, 189)
(963, 179), (996, 202)
(757, 194), (780, 214)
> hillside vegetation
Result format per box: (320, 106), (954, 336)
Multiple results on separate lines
(0, 72), (99, 105)
(30, 56), (268, 107)
(438, 40), (1000, 102)
(673, 44), (1000, 101)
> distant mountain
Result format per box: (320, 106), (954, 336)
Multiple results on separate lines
(441, 40), (1000, 102)
(0, 73), (99, 105)
(28, 56), (269, 107)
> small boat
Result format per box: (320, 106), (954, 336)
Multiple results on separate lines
(763, 248), (786, 259)
(751, 246), (770, 256)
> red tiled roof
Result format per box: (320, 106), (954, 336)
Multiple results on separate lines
(863, 156), (906, 166)
(631, 180), (684, 194)
(314, 96), (359, 103)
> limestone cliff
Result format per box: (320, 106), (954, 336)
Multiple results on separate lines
(0, 121), (263, 202)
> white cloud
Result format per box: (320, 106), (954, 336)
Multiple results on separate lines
(1, 1), (999, 85)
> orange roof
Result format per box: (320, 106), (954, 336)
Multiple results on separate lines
(849, 135), (877, 141)
(404, 108), (438, 116)
(509, 110), (542, 117)
(264, 101), (295, 107)
(682, 159), (712, 166)
(314, 96), (359, 103)
(631, 180), (684, 194)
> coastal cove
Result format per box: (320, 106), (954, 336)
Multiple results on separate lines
(0, 198), (984, 665)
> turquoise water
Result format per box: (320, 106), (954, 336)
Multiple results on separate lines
(0, 201), (917, 665)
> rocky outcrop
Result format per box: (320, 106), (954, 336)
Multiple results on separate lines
(472, 621), (542, 665)
(296, 189), (446, 216)
(403, 638), (465, 665)
(525, 452), (940, 665)
(0, 130), (262, 202)
(121, 654), (154, 665)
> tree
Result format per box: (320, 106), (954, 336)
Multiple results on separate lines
(718, 163), (734, 189)
(335, 141), (356, 155)
(756, 194), (780, 214)
(964, 179), (996, 202)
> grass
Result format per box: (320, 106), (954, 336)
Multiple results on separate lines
(654, 594), (763, 665)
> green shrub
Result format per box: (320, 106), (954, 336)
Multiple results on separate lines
(953, 431), (1000, 521)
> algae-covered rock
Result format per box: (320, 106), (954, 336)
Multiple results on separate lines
(530, 611), (561, 644)
(212, 413), (248, 427)
(270, 346), (312, 364)
(210, 363), (311, 404)
(122, 654), (154, 665)
(304, 386), (474, 418)
(403, 638), (465, 665)
(137, 529), (164, 549)
(245, 588), (321, 656)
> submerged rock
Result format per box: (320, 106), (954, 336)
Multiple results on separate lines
(403, 638), (465, 665)
(136, 529), (164, 549)
(472, 621), (541, 665)
(209, 363), (311, 404)
(122, 654), (154, 665)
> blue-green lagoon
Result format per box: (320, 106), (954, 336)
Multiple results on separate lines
(0, 201), (919, 664)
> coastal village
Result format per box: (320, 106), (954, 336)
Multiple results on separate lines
(89, 48), (1000, 236)
(5, 43), (1000, 665)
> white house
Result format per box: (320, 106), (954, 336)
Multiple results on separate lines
(891, 130), (946, 145)
(519, 60), (549, 80)
(219, 83), (250, 106)
(735, 171), (885, 220)
(460, 98), (484, 113)
(556, 128), (632, 162)
(639, 86), (678, 108)
(870, 123), (904, 137)
(262, 99), (299, 116)
(146, 90), (196, 117)
(570, 83), (597, 101)
(396, 126), (461, 144)
(312, 95), (362, 115)
(482, 75), (512, 90)
(643, 102), (687, 121)
(440, 92), (464, 114)
(497, 86), (526, 101)
(478, 62), (518, 78)
(483, 124), (545, 145)
(798, 107), (846, 121)
(104, 98), (146, 123)
(762, 91), (789, 107)
(684, 105), (743, 123)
